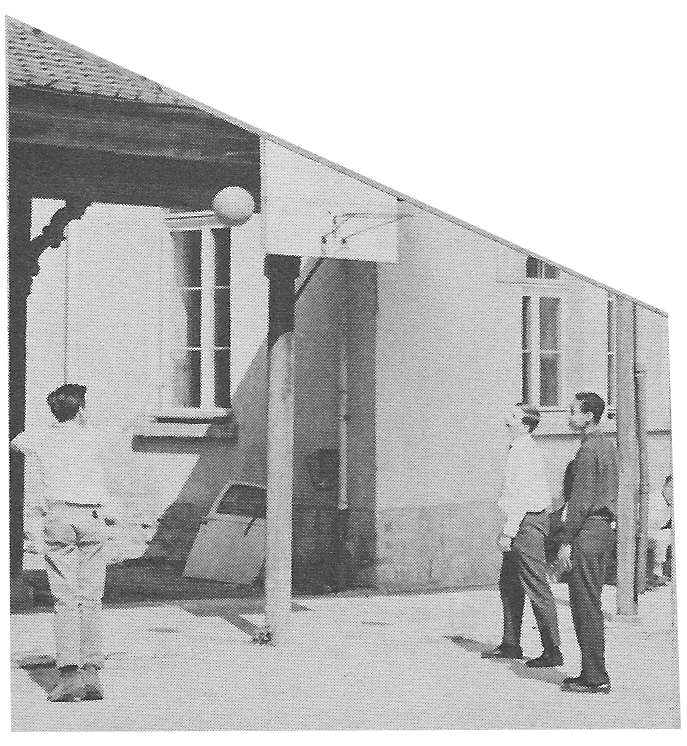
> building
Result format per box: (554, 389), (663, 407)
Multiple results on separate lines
(10, 18), (672, 597)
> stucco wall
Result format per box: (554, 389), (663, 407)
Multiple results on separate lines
(24, 200), (268, 563)
(374, 202), (673, 591)
(375, 204), (513, 589)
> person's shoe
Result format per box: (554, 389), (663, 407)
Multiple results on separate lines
(525, 649), (564, 668)
(82, 666), (105, 700)
(562, 676), (611, 694)
(481, 643), (523, 659)
(47, 668), (87, 703)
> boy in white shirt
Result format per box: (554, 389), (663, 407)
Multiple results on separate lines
(481, 404), (562, 668)
(11, 383), (125, 703)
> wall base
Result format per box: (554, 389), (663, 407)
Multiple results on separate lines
(374, 500), (504, 593)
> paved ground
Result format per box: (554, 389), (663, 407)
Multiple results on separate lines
(10, 582), (680, 730)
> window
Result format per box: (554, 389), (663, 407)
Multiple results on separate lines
(526, 256), (560, 279)
(164, 212), (231, 411)
(607, 293), (617, 410)
(521, 295), (562, 407)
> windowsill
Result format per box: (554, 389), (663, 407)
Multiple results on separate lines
(133, 407), (238, 440)
(153, 407), (232, 423)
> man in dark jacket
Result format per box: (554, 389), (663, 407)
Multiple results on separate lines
(557, 392), (618, 694)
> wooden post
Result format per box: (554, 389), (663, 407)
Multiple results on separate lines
(8, 189), (33, 610)
(635, 364), (650, 594)
(263, 254), (300, 644)
(615, 295), (638, 615)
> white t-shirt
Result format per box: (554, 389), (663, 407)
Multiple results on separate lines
(11, 422), (121, 516)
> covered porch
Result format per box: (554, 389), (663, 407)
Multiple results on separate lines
(7, 17), (260, 608)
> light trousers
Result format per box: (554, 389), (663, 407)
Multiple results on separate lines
(43, 504), (108, 669)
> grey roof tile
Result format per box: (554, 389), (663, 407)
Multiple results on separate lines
(6, 16), (191, 107)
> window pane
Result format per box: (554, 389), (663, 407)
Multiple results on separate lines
(526, 256), (541, 278)
(539, 297), (560, 350)
(215, 288), (231, 347)
(171, 349), (200, 407)
(521, 296), (531, 349)
(522, 352), (531, 403)
(177, 289), (201, 347)
(212, 228), (231, 286)
(540, 352), (560, 406)
(172, 230), (201, 287)
(214, 349), (231, 408)
(543, 263), (560, 279)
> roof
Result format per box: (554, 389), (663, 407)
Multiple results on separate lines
(6, 16), (190, 106)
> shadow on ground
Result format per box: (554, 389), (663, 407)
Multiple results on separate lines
(181, 598), (311, 638)
(12, 656), (60, 695)
(446, 635), (569, 686)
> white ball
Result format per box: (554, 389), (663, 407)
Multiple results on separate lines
(212, 187), (255, 227)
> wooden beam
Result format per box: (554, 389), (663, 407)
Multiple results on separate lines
(10, 143), (260, 211)
(9, 87), (259, 163)
(8, 187), (34, 609)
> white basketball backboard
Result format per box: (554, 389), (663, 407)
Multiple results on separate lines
(261, 140), (400, 262)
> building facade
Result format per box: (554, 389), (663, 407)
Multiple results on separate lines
(24, 189), (672, 591)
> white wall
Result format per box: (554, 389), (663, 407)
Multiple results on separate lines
(376, 203), (516, 512)
(24, 199), (269, 532)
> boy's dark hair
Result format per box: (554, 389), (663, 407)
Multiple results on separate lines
(575, 391), (605, 424)
(516, 403), (541, 433)
(47, 383), (87, 422)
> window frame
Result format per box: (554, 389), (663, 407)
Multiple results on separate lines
(520, 290), (566, 411)
(159, 210), (232, 420)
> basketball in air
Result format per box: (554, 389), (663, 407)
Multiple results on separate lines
(212, 187), (255, 227)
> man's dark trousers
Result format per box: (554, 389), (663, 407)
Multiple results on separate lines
(569, 516), (615, 685)
(500, 511), (561, 653)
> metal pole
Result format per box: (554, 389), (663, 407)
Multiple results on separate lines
(264, 254), (300, 644)
(635, 364), (650, 594)
(615, 295), (638, 615)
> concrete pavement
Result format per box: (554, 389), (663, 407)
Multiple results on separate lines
(10, 582), (680, 730)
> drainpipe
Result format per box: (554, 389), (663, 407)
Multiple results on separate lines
(615, 295), (638, 615)
(333, 266), (350, 592)
(635, 335), (650, 594)
(339, 268), (349, 513)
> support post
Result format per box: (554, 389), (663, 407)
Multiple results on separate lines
(263, 254), (301, 644)
(8, 189), (33, 610)
(635, 364), (650, 594)
(615, 295), (638, 615)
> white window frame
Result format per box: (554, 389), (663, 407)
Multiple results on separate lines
(158, 210), (231, 420)
(606, 292), (617, 414)
(521, 291), (566, 410)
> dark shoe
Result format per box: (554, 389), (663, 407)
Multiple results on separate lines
(562, 676), (611, 694)
(481, 643), (523, 659)
(526, 649), (563, 668)
(47, 669), (87, 703)
(82, 666), (105, 700)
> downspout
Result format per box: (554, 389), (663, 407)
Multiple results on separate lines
(634, 304), (650, 594)
(334, 265), (350, 591)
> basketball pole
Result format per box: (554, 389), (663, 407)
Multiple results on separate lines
(264, 254), (301, 644)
